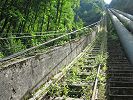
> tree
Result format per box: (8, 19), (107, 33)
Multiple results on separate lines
(0, 0), (104, 58)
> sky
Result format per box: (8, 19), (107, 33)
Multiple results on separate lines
(104, 0), (112, 4)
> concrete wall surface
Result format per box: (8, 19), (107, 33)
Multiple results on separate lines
(0, 32), (96, 100)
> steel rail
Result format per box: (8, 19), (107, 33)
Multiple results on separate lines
(108, 9), (133, 65)
(91, 64), (101, 100)
(29, 33), (99, 100)
(110, 9), (133, 32)
(0, 20), (101, 62)
(29, 30), (105, 100)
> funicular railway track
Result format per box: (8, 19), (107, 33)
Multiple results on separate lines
(29, 32), (107, 100)
(0, 17), (107, 100)
(43, 40), (101, 100)
(1, 6), (133, 100)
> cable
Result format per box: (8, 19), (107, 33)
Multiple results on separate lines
(0, 20), (101, 62)
(0, 30), (61, 35)
(0, 33), (67, 40)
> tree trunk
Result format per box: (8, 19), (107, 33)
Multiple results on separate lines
(55, 0), (61, 30)
(0, 17), (8, 33)
(46, 1), (52, 31)
(0, 0), (8, 22)
(57, 0), (64, 28)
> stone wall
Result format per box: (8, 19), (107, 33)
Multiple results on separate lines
(0, 31), (96, 100)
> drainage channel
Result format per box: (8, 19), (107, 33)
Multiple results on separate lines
(107, 33), (133, 100)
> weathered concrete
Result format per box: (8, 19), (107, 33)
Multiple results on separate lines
(0, 31), (97, 100)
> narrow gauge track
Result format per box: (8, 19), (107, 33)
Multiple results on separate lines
(107, 32), (133, 100)
(40, 33), (106, 100)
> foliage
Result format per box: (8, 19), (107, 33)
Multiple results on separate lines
(47, 82), (69, 97)
(8, 39), (26, 53)
(0, 0), (104, 58)
(0, 52), (4, 58)
(0, 0), (82, 33)
(95, 53), (108, 65)
(77, 0), (104, 25)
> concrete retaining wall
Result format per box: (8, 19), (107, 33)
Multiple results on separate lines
(0, 31), (96, 100)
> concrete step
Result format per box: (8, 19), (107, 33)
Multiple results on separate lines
(108, 73), (133, 77)
(109, 95), (133, 100)
(108, 77), (133, 82)
(109, 87), (133, 95)
(109, 81), (133, 87)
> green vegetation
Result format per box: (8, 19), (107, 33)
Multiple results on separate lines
(46, 56), (97, 99)
(0, 0), (104, 58)
(77, 0), (104, 25)
(43, 31), (107, 100)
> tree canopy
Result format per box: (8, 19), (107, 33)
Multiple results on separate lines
(77, 0), (104, 25)
(0, 0), (104, 58)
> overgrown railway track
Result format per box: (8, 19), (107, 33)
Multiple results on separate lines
(43, 37), (105, 100)
(28, 32), (107, 100)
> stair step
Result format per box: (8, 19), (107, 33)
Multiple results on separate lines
(108, 67), (133, 70)
(109, 81), (133, 87)
(108, 63), (130, 65)
(109, 70), (133, 72)
(108, 70), (133, 74)
(108, 73), (133, 77)
(109, 88), (133, 95)
(109, 77), (133, 82)
(110, 87), (133, 89)
(109, 95), (133, 100)
(110, 95), (133, 97)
